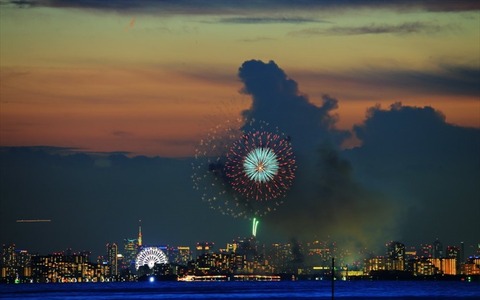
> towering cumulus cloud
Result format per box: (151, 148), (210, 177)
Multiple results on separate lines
(348, 103), (480, 247)
(239, 60), (348, 151)
(238, 60), (394, 253)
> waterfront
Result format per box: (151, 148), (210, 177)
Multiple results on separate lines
(1, 280), (479, 299)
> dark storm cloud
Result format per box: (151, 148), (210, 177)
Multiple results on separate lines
(345, 103), (480, 248)
(237, 60), (394, 252)
(291, 22), (447, 36)
(3, 0), (479, 13)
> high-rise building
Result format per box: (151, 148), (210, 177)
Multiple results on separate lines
(433, 239), (443, 259)
(227, 237), (260, 273)
(386, 241), (405, 271)
(420, 244), (433, 258)
(442, 258), (457, 275)
(167, 246), (192, 266)
(305, 240), (331, 268)
(446, 245), (460, 274)
(364, 257), (389, 273)
(106, 243), (118, 277)
(31, 250), (93, 283)
(138, 220), (142, 247)
(1, 244), (16, 280)
(387, 241), (405, 260)
(404, 246), (417, 259)
(266, 243), (293, 273)
(16, 250), (32, 279)
(196, 242), (214, 258)
(446, 246), (459, 259)
(463, 256), (480, 275)
(122, 221), (143, 272)
(0, 244), (31, 282)
(460, 242), (465, 264)
(194, 252), (234, 275)
(414, 258), (440, 276)
(123, 238), (139, 270)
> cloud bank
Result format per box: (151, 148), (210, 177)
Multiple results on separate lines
(297, 64), (480, 98)
(346, 103), (480, 246)
(3, 0), (479, 13)
(290, 22), (449, 36)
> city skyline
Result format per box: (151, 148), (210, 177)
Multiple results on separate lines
(4, 234), (480, 263)
(3, 218), (479, 260)
(2, 230), (479, 284)
(1, 0), (479, 270)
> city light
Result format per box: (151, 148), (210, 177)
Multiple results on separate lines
(1, 238), (479, 284)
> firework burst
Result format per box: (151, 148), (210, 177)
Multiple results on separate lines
(225, 131), (296, 201)
(192, 120), (297, 218)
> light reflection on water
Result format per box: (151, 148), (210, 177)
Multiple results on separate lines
(1, 280), (479, 299)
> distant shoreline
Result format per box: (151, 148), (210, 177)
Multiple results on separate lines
(4, 273), (478, 284)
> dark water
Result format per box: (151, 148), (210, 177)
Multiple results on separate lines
(1, 281), (479, 299)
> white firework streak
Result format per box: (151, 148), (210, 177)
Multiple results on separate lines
(243, 147), (279, 183)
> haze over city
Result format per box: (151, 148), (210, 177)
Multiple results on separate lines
(0, 0), (479, 261)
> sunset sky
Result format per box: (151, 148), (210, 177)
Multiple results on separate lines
(1, 1), (479, 257)
(1, 0), (479, 157)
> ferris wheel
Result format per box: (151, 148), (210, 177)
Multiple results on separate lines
(135, 247), (168, 270)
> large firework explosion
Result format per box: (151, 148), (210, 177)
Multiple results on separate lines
(192, 120), (296, 218)
(225, 131), (296, 201)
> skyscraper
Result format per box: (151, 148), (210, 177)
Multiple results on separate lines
(196, 242), (214, 258)
(420, 244), (433, 258)
(460, 242), (465, 263)
(267, 243), (293, 273)
(433, 239), (443, 259)
(446, 246), (459, 259)
(167, 246), (192, 266)
(106, 243), (118, 277)
(31, 250), (92, 283)
(122, 221), (143, 272)
(1, 244), (16, 279)
(138, 220), (142, 247)
(386, 241), (405, 271)
(0, 244), (29, 282)
(123, 238), (138, 271)
(387, 241), (405, 260)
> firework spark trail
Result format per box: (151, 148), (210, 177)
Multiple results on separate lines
(192, 120), (296, 218)
(226, 131), (296, 201)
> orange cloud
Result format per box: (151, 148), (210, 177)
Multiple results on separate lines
(0, 66), (247, 156)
